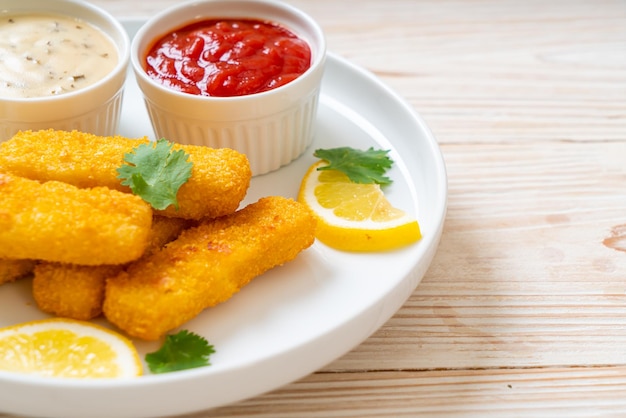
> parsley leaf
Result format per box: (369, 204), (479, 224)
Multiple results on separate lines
(314, 147), (394, 185)
(117, 139), (193, 210)
(145, 330), (215, 374)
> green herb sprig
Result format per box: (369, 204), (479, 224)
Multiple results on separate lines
(314, 147), (394, 185)
(145, 330), (215, 374)
(117, 139), (193, 210)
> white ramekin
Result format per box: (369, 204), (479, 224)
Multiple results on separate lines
(0, 0), (130, 141)
(131, 0), (326, 176)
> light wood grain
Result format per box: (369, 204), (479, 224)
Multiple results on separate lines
(2, 0), (626, 417)
(196, 367), (626, 417)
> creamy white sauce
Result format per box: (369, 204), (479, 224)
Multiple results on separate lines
(0, 13), (118, 98)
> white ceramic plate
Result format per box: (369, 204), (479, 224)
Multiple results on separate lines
(0, 19), (447, 418)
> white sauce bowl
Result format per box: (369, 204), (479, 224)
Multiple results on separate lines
(0, 0), (130, 141)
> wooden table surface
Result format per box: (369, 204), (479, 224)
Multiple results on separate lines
(5, 0), (626, 417)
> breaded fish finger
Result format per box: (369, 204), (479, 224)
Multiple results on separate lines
(103, 196), (316, 341)
(33, 264), (121, 320)
(0, 258), (36, 286)
(32, 216), (193, 320)
(0, 173), (152, 265)
(0, 129), (251, 220)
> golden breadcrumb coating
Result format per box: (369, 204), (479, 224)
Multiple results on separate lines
(0, 258), (36, 285)
(0, 173), (152, 265)
(0, 129), (251, 219)
(33, 264), (121, 320)
(103, 196), (316, 340)
(143, 216), (197, 253)
(32, 216), (193, 320)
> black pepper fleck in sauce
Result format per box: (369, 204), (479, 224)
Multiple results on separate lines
(0, 13), (118, 98)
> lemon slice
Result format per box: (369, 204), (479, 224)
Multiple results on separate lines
(0, 318), (142, 378)
(298, 161), (421, 251)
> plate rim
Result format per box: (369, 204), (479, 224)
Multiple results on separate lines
(0, 17), (448, 418)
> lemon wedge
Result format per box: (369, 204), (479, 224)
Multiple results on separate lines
(298, 161), (421, 252)
(0, 318), (142, 378)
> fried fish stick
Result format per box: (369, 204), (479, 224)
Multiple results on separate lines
(0, 129), (251, 220)
(0, 173), (152, 265)
(103, 196), (316, 340)
(33, 264), (121, 320)
(0, 258), (36, 285)
(33, 216), (193, 320)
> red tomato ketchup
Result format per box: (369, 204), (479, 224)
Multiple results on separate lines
(144, 19), (312, 97)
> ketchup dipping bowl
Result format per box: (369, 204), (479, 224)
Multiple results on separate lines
(131, 0), (326, 175)
(0, 0), (130, 141)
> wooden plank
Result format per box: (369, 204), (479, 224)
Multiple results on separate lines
(2, 368), (626, 417)
(189, 367), (626, 417)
